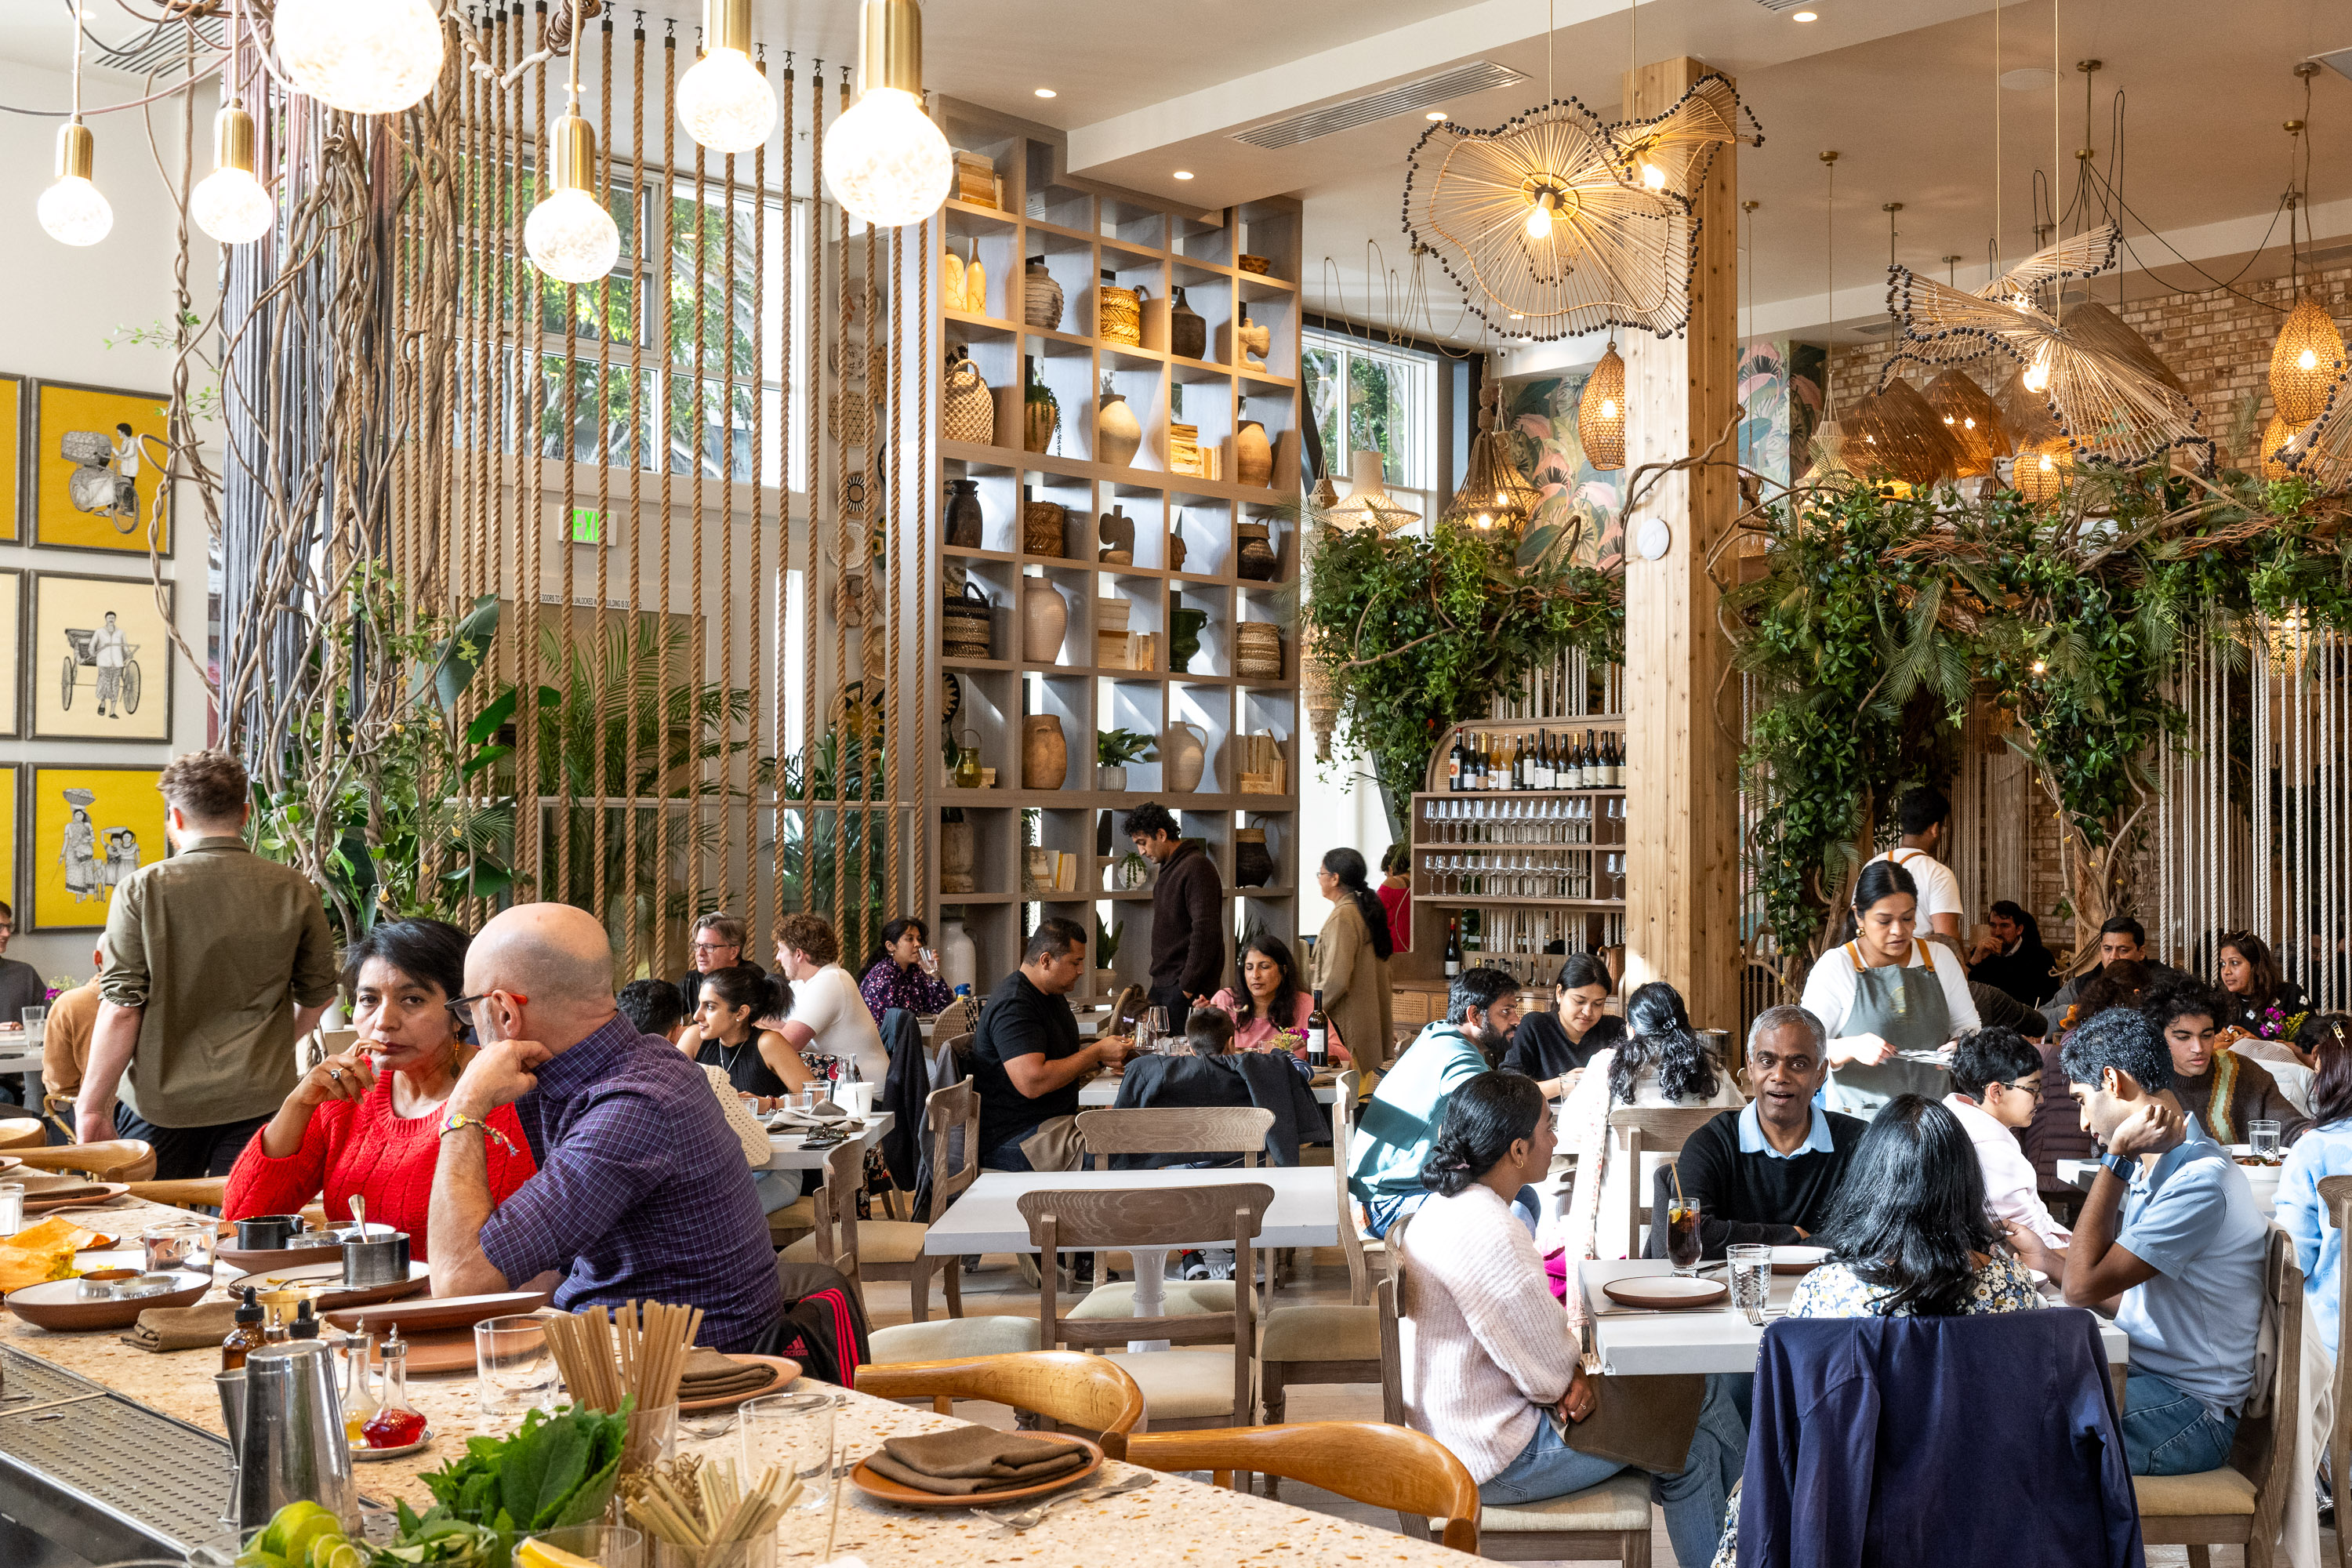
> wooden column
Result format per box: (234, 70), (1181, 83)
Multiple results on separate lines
(1621, 56), (1742, 1031)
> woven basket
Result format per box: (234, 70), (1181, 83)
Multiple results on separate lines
(942, 581), (994, 659)
(1235, 622), (1283, 681)
(943, 353), (994, 445)
(1099, 285), (1142, 347)
(1023, 499), (1067, 557)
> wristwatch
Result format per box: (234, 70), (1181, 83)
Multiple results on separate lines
(2101, 1151), (2136, 1181)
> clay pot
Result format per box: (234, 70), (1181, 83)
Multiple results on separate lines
(945, 478), (985, 548)
(1098, 764), (1127, 792)
(1023, 257), (1062, 330)
(1170, 286), (1207, 361)
(1096, 391), (1142, 469)
(1161, 720), (1207, 793)
(1021, 577), (1068, 663)
(1235, 420), (1274, 488)
(1234, 826), (1272, 888)
(1022, 715), (1069, 789)
(939, 815), (977, 893)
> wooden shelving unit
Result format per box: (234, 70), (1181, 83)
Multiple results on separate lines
(921, 116), (1303, 1004)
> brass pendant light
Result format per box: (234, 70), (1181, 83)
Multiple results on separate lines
(1578, 340), (1626, 471)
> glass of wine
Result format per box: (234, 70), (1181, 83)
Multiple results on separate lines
(1667, 1200), (1704, 1276)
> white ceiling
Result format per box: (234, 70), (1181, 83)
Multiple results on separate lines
(6, 0), (2349, 348)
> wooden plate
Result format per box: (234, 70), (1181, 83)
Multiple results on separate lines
(324, 1290), (550, 1337)
(679, 1355), (800, 1414)
(223, 1259), (431, 1311)
(1770, 1245), (1830, 1276)
(7, 1269), (212, 1330)
(383, 1327), (480, 1375)
(24, 1184), (128, 1215)
(1600, 1276), (1729, 1311)
(219, 1242), (347, 1274)
(850, 1436), (1102, 1509)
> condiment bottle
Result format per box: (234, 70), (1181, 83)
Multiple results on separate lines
(360, 1327), (426, 1449)
(342, 1332), (380, 1444)
(221, 1287), (265, 1371)
(289, 1300), (319, 1340)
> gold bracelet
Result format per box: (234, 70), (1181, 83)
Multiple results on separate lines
(438, 1111), (521, 1156)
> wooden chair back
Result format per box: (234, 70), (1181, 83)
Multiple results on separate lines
(1330, 1075), (1378, 1305)
(15, 1140), (157, 1182)
(855, 1352), (1144, 1459)
(1073, 1107), (1273, 1166)
(0, 1119), (45, 1150)
(2317, 1174), (2352, 1568)
(805, 1140), (863, 1283)
(1375, 1209), (1413, 1427)
(39, 1093), (76, 1143)
(125, 1177), (228, 1211)
(1607, 1106), (1726, 1259)
(925, 1077), (980, 1218)
(1127, 1422), (1479, 1553)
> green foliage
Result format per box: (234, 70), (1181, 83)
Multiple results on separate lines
(1097, 728), (1158, 768)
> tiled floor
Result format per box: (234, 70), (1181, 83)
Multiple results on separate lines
(851, 1248), (2325, 1566)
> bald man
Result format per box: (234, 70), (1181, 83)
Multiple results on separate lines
(427, 904), (782, 1351)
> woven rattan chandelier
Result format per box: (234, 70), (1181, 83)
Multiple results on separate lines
(1444, 389), (1546, 531)
(1921, 370), (2010, 477)
(1848, 379), (1962, 489)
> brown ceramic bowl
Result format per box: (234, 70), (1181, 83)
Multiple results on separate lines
(7, 1269), (211, 1330)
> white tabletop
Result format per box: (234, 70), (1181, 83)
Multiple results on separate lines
(922, 1165), (1338, 1255)
(2061, 1148), (2284, 1211)
(761, 1111), (894, 1171)
(1579, 1258), (2131, 1376)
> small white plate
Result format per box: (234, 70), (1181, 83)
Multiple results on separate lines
(1601, 1276), (1729, 1310)
(1770, 1244), (1830, 1275)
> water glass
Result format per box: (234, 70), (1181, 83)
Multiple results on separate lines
(474, 1313), (556, 1417)
(518, 1526), (644, 1567)
(0, 1182), (24, 1237)
(141, 1220), (210, 1273)
(741, 1391), (839, 1514)
(1727, 1243), (1773, 1326)
(2249, 1119), (2282, 1161)
(19, 1007), (45, 1044)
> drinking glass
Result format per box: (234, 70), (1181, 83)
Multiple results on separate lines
(19, 1007), (45, 1044)
(0, 1183), (24, 1237)
(141, 1220), (210, 1273)
(742, 1391), (839, 1514)
(518, 1526), (644, 1567)
(1667, 1199), (1704, 1276)
(918, 946), (940, 976)
(798, 1084), (822, 1113)
(474, 1313), (556, 1416)
(2249, 1119), (2282, 1161)
(1728, 1243), (1773, 1326)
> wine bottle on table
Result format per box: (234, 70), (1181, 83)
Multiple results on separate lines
(1306, 990), (1329, 1068)
(1444, 918), (1463, 978)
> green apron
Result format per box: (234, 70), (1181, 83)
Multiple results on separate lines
(1824, 938), (1955, 1117)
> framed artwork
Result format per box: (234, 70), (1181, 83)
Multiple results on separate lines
(29, 572), (173, 743)
(0, 373), (20, 543)
(0, 569), (18, 736)
(0, 767), (17, 922)
(31, 379), (172, 557)
(29, 765), (167, 931)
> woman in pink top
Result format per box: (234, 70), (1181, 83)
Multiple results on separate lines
(1377, 843), (1413, 953)
(1207, 935), (1318, 1056)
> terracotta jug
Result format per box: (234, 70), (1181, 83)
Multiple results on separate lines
(1169, 286), (1207, 361)
(1021, 577), (1068, 663)
(1235, 419), (1274, 488)
(945, 478), (984, 547)
(1022, 715), (1069, 789)
(939, 814), (977, 892)
(1161, 720), (1207, 793)
(1096, 391), (1142, 468)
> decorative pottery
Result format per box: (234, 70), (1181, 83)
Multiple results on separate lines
(939, 918), (977, 993)
(1238, 253), (1272, 274)
(1022, 257), (1062, 330)
(1236, 520), (1277, 580)
(1238, 310), (1271, 369)
(1096, 391), (1142, 468)
(963, 245), (987, 314)
(1022, 715), (1069, 789)
(952, 729), (984, 789)
(1161, 720), (1208, 793)
(1022, 577), (1068, 662)
(942, 250), (966, 313)
(1234, 826), (1272, 887)
(1023, 359), (1059, 454)
(1235, 419), (1274, 488)
(1098, 764), (1127, 792)
(1169, 607), (1209, 672)
(942, 581), (993, 659)
(1167, 523), (1188, 572)
(945, 478), (985, 548)
(1098, 505), (1135, 564)
(1022, 488), (1068, 557)
(1169, 287), (1207, 361)
(939, 814), (976, 891)
(1099, 278), (1142, 346)
(1116, 851), (1151, 890)
(942, 352), (994, 445)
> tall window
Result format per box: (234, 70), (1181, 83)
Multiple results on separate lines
(1303, 328), (1439, 524)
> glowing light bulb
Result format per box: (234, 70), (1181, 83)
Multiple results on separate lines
(826, 86), (953, 226)
(1524, 194), (1554, 240)
(1963, 416), (1976, 428)
(2036, 453), (2055, 472)
(191, 104), (272, 245)
(527, 118), (620, 283)
(274, 0), (444, 114)
(1599, 397), (1617, 419)
(39, 123), (110, 247)
(1641, 161), (1667, 190)
(2299, 347), (2320, 371)
(677, 44), (776, 153)
(2022, 347), (2052, 394)
(2031, 659), (2048, 674)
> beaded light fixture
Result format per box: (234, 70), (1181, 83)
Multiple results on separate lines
(1578, 341), (1626, 471)
(1921, 370), (2010, 476)
(1445, 391), (1546, 532)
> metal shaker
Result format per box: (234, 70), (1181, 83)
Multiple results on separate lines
(341, 1228), (412, 1287)
(237, 1341), (358, 1533)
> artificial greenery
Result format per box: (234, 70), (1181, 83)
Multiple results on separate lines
(1097, 728), (1158, 768)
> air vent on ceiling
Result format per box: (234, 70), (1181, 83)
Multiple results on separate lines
(100, 17), (225, 78)
(1230, 61), (1530, 151)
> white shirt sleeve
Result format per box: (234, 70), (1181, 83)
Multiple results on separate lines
(1798, 948), (1861, 1039)
(789, 965), (889, 1082)
(1873, 849), (1963, 926)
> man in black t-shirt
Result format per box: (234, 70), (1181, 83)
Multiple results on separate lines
(969, 918), (1138, 1169)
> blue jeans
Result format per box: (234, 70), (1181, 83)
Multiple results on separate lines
(981, 1138), (1035, 1172)
(1480, 1374), (1747, 1568)
(1366, 1185), (1541, 1240)
(2122, 1371), (2238, 1475)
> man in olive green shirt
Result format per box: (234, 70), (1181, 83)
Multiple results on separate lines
(76, 751), (339, 1178)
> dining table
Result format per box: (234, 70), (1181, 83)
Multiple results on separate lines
(2060, 1147), (2285, 1212)
(761, 1109), (895, 1171)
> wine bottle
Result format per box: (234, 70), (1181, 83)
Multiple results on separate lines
(1512, 736), (1526, 791)
(1565, 733), (1584, 790)
(1447, 732), (1462, 791)
(1306, 989), (1330, 1067)
(1608, 730), (1626, 786)
(1534, 731), (1552, 790)
(1584, 730), (1599, 789)
(1444, 918), (1463, 978)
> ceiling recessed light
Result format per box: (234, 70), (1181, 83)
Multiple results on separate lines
(1427, 111), (1448, 122)
(1035, 88), (1057, 98)
(1791, 9), (1817, 18)
(1173, 170), (1194, 180)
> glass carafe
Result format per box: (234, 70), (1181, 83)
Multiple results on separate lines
(341, 1331), (379, 1444)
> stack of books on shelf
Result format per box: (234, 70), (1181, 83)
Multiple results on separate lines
(953, 151), (1001, 209)
(1024, 847), (1082, 892)
(1169, 423), (1201, 477)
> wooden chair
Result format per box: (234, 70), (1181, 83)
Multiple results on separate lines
(1378, 1212), (1653, 1565)
(2324, 1174), (2352, 1568)
(782, 1079), (977, 1322)
(0, 1118), (45, 1150)
(1022, 1182), (1270, 1436)
(14, 1140), (157, 1182)
(1332, 1069), (1389, 1298)
(2132, 1225), (2301, 1568)
(39, 1093), (77, 1144)
(125, 1177), (228, 1211)
(1607, 1107), (1726, 1260)
(855, 1351), (1145, 1459)
(1256, 1090), (1382, 1483)
(1062, 1107), (1273, 1327)
(1127, 1422), (1480, 1553)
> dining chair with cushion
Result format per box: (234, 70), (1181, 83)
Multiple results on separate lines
(1255, 1091), (1382, 1486)
(1377, 1213), (1653, 1565)
(1059, 1107), (1274, 1330)
(2321, 1174), (2352, 1568)
(14, 1140), (158, 1182)
(1608, 1107), (1728, 1261)
(1127, 1421), (1479, 1552)
(782, 1080), (978, 1323)
(2129, 1224), (2301, 1568)
(855, 1350), (1145, 1458)
(1022, 1182), (1271, 1438)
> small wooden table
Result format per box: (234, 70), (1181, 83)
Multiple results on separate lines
(760, 1111), (895, 1172)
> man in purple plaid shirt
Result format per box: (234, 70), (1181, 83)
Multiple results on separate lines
(428, 904), (782, 1352)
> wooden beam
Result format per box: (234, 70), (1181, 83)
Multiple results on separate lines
(1621, 56), (1743, 1031)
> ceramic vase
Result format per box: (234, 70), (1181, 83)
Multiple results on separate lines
(1022, 257), (1062, 330)
(1169, 606), (1208, 672)
(1161, 720), (1207, 793)
(939, 815), (977, 892)
(1236, 520), (1278, 580)
(1023, 359), (1059, 455)
(1096, 392), (1142, 468)
(945, 479), (985, 547)
(1098, 764), (1127, 792)
(939, 919), (978, 993)
(1169, 286), (1207, 361)
(1235, 419), (1274, 488)
(964, 246), (988, 314)
(942, 250), (966, 314)
(1022, 715), (1069, 789)
(1021, 577), (1068, 663)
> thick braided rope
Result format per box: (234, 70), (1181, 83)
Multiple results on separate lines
(772, 53), (793, 931)
(656, 22), (677, 972)
(885, 219), (902, 919)
(689, 59), (710, 931)
(622, 12), (648, 972)
(804, 59), (822, 917)
(747, 51), (768, 946)
(911, 213), (927, 907)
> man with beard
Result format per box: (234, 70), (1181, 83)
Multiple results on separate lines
(1347, 966), (1525, 1237)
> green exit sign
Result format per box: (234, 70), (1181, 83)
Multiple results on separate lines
(568, 506), (604, 544)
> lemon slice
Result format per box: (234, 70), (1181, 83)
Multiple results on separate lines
(517, 1541), (604, 1568)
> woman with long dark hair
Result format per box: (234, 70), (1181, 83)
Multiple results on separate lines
(1207, 934), (1315, 1054)
(2216, 930), (2304, 1040)
(1501, 953), (1626, 1100)
(1312, 847), (1396, 1073)
(1800, 858), (1980, 1116)
(1401, 1071), (1744, 1566)
(858, 914), (954, 1022)
(678, 964), (808, 1098)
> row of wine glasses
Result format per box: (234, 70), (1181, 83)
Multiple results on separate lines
(1425, 851), (1626, 901)
(1420, 795), (1625, 845)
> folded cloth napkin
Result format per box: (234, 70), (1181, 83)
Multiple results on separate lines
(677, 1348), (779, 1399)
(122, 1298), (241, 1353)
(866, 1427), (1091, 1495)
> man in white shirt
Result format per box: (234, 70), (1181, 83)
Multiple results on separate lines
(1866, 786), (1962, 940)
(769, 913), (887, 1083)
(1941, 1026), (2071, 1262)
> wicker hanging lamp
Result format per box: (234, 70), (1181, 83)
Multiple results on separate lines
(1846, 378), (1962, 487)
(1799, 417), (1860, 488)
(1325, 450), (1418, 533)
(2013, 435), (2074, 503)
(1299, 629), (1339, 763)
(1921, 370), (2010, 475)
(2271, 296), (2344, 425)
(2259, 412), (2311, 481)
(1578, 339), (1626, 471)
(1446, 393), (1545, 532)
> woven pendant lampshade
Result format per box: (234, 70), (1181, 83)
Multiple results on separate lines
(1993, 364), (2064, 448)
(2259, 413), (2310, 481)
(2013, 435), (2074, 503)
(1579, 342), (1627, 471)
(1846, 379), (1962, 487)
(1922, 370), (2010, 476)
(1446, 403), (1545, 532)
(2270, 297), (2345, 425)
(1325, 450), (1418, 533)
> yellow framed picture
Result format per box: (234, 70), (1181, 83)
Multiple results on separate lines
(29, 571), (173, 743)
(0, 374), (21, 543)
(31, 379), (172, 557)
(0, 767), (18, 922)
(30, 765), (168, 932)
(0, 569), (19, 737)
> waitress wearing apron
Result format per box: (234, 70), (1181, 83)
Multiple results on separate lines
(1800, 859), (1981, 1116)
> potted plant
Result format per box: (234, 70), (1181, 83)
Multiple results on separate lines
(1097, 728), (1156, 792)
(1094, 913), (1122, 993)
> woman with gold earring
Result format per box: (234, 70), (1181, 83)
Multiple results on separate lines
(225, 919), (535, 1255)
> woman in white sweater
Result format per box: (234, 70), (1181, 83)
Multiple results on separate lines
(1399, 1072), (1746, 1567)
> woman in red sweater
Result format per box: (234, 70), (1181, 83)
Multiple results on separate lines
(225, 919), (534, 1253)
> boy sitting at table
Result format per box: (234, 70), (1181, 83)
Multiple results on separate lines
(1941, 1026), (2071, 1275)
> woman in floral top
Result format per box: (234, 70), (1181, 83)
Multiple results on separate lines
(1710, 1094), (2045, 1567)
(858, 916), (955, 1022)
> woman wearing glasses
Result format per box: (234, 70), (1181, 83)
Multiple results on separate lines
(224, 919), (535, 1253)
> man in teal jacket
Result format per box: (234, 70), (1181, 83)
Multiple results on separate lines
(1347, 966), (1525, 1237)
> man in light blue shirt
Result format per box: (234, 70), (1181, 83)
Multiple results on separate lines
(2061, 1006), (2267, 1475)
(1347, 967), (1523, 1237)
